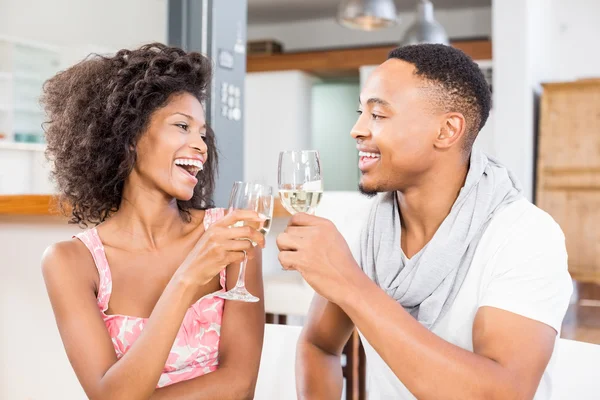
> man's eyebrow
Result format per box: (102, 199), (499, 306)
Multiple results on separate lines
(367, 97), (392, 107)
(358, 97), (392, 108)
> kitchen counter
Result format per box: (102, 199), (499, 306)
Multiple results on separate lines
(0, 194), (291, 217)
(0, 194), (63, 216)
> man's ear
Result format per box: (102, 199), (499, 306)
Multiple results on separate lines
(433, 112), (466, 150)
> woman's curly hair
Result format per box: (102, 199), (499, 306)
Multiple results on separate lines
(42, 43), (217, 226)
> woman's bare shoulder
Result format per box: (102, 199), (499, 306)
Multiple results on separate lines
(41, 236), (98, 290)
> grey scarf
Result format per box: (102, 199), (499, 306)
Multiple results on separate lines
(358, 150), (523, 329)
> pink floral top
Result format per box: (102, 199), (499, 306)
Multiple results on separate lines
(76, 208), (226, 388)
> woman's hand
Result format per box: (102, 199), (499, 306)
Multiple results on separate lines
(175, 209), (266, 287)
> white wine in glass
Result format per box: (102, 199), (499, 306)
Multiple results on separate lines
(216, 182), (274, 302)
(278, 189), (323, 215)
(232, 214), (272, 245)
(278, 150), (323, 215)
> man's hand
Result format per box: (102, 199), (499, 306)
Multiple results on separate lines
(276, 213), (361, 304)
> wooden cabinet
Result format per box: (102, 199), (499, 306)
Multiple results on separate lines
(536, 81), (600, 283)
(247, 39), (491, 78)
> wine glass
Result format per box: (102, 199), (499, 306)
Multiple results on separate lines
(278, 150), (323, 215)
(216, 181), (273, 303)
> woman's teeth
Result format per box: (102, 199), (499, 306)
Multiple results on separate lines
(174, 158), (203, 176)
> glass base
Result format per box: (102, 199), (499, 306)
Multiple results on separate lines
(215, 287), (260, 303)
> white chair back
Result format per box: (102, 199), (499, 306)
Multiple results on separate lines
(255, 324), (302, 400)
(550, 338), (600, 400)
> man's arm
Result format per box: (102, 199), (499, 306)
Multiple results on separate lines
(296, 294), (355, 400)
(340, 270), (557, 400)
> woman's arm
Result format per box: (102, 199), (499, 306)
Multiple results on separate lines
(149, 248), (265, 400)
(43, 211), (264, 400)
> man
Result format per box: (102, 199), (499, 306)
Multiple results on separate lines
(276, 44), (572, 399)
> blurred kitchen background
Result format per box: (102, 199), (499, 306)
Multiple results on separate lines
(1, 0), (599, 399)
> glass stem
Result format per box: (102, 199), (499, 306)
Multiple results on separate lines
(235, 251), (248, 288)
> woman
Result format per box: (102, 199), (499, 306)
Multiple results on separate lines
(41, 43), (265, 400)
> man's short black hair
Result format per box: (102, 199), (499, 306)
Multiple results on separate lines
(388, 44), (491, 150)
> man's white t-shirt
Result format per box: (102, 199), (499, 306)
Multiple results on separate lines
(356, 198), (573, 400)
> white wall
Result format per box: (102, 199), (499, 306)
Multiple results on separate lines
(248, 6), (492, 52)
(493, 0), (537, 200)
(0, 0), (167, 51)
(244, 70), (315, 192)
(245, 71), (315, 276)
(0, 217), (84, 399)
(533, 0), (600, 83)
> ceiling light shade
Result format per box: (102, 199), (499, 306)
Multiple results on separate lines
(400, 0), (449, 46)
(337, 0), (398, 31)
